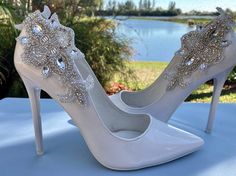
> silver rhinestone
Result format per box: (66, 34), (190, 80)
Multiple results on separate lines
(221, 40), (231, 47)
(56, 57), (66, 70)
(42, 66), (50, 78)
(50, 20), (59, 29)
(176, 49), (186, 56)
(20, 37), (28, 44)
(179, 50), (185, 55)
(32, 25), (43, 35)
(213, 31), (218, 36)
(186, 58), (194, 66)
(196, 25), (203, 32)
(70, 49), (77, 56)
(200, 63), (207, 70)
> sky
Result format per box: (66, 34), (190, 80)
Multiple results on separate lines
(104, 0), (236, 12)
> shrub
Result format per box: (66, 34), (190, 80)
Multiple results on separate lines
(228, 67), (236, 83)
(69, 17), (133, 86)
(0, 1), (134, 98)
(0, 3), (26, 98)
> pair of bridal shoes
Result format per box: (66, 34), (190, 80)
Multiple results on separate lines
(14, 6), (235, 170)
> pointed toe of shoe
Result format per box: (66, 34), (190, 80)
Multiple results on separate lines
(145, 119), (204, 166)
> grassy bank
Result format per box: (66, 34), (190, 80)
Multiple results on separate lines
(130, 16), (211, 24)
(130, 16), (236, 33)
(130, 16), (236, 31)
(112, 61), (236, 103)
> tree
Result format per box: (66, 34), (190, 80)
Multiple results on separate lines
(72, 0), (104, 16)
(124, 0), (135, 11)
(106, 0), (112, 10)
(0, 2), (26, 98)
(168, 1), (176, 11)
(111, 0), (116, 12)
(98, 0), (104, 10)
(139, 0), (143, 10)
(106, 0), (116, 15)
(152, 0), (155, 10)
(117, 2), (124, 12)
(176, 8), (182, 15)
(147, 0), (151, 10)
(143, 0), (148, 10)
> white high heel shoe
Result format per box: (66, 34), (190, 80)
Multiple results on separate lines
(14, 6), (204, 170)
(110, 8), (236, 133)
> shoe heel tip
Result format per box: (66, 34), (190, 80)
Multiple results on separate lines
(205, 129), (212, 134)
(37, 150), (44, 156)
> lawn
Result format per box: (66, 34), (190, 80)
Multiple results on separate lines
(111, 61), (236, 103)
(130, 16), (211, 25)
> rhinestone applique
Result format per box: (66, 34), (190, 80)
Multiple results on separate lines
(16, 8), (94, 105)
(164, 8), (235, 90)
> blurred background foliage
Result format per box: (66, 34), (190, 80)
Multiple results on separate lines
(0, 0), (134, 99)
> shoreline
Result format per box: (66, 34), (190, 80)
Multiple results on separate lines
(130, 16), (211, 25)
(128, 16), (236, 30)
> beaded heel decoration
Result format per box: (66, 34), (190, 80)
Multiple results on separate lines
(164, 7), (235, 90)
(16, 6), (94, 105)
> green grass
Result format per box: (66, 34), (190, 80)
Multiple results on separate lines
(186, 83), (236, 103)
(130, 16), (211, 24)
(156, 18), (210, 24)
(112, 61), (236, 103)
(113, 61), (167, 90)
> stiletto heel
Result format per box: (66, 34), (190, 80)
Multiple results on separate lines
(13, 6), (204, 170)
(21, 75), (44, 155)
(205, 67), (233, 133)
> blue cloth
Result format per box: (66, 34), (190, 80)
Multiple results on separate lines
(0, 98), (236, 176)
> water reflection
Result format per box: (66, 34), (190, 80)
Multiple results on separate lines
(115, 19), (194, 61)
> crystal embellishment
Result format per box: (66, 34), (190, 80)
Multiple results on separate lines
(17, 10), (93, 105)
(165, 8), (234, 90)
(186, 59), (194, 66)
(56, 57), (66, 70)
(196, 25), (203, 32)
(70, 49), (77, 55)
(32, 25), (43, 35)
(50, 20), (58, 29)
(42, 66), (50, 78)
(70, 49), (78, 59)
(18, 36), (29, 45)
(16, 36), (28, 45)
(176, 49), (186, 56)
(200, 63), (207, 70)
(221, 40), (231, 47)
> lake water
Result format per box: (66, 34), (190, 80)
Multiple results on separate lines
(115, 19), (195, 62)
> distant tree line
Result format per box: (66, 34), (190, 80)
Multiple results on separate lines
(96, 0), (182, 16)
(183, 8), (236, 16)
